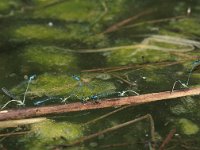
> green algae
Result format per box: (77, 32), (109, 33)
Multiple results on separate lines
(32, 0), (59, 6)
(106, 34), (199, 66)
(1, 1), (200, 150)
(32, 120), (83, 140)
(107, 48), (175, 66)
(21, 45), (77, 70)
(22, 119), (84, 150)
(189, 73), (200, 82)
(170, 97), (199, 116)
(14, 24), (72, 41)
(11, 73), (116, 102)
(0, 0), (10, 12)
(168, 18), (200, 37)
(27, 74), (76, 97)
(31, 0), (126, 26)
(160, 18), (200, 38)
(13, 23), (108, 48)
(0, 0), (19, 13)
(13, 23), (97, 43)
(33, 0), (101, 22)
(178, 118), (199, 135)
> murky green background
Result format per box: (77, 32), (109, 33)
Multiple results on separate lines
(0, 0), (200, 149)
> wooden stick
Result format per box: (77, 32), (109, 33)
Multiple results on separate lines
(100, 142), (132, 149)
(55, 114), (153, 148)
(124, 15), (186, 29)
(81, 61), (182, 73)
(159, 128), (176, 150)
(0, 117), (47, 128)
(102, 9), (153, 34)
(0, 87), (200, 121)
(0, 131), (30, 137)
(84, 105), (131, 125)
(109, 73), (136, 86)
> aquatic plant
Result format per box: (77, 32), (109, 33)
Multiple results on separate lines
(178, 118), (199, 135)
(22, 119), (84, 150)
(106, 35), (199, 66)
(7, 73), (117, 106)
(21, 45), (77, 71)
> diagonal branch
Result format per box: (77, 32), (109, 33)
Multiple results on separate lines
(0, 87), (200, 121)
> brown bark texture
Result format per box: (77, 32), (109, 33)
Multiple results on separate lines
(0, 87), (200, 121)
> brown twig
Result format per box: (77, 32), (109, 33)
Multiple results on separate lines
(99, 142), (132, 149)
(0, 117), (47, 128)
(84, 105), (131, 125)
(102, 9), (154, 34)
(159, 128), (176, 150)
(55, 114), (154, 148)
(124, 15), (186, 29)
(81, 64), (138, 73)
(181, 144), (200, 150)
(0, 131), (30, 137)
(81, 61), (181, 73)
(109, 73), (135, 86)
(0, 87), (200, 121)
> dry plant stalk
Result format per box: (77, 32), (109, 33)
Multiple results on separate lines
(55, 114), (155, 148)
(84, 105), (131, 125)
(124, 15), (186, 29)
(0, 117), (47, 128)
(102, 9), (153, 34)
(0, 87), (200, 121)
(159, 128), (176, 150)
(0, 131), (31, 137)
(81, 61), (183, 73)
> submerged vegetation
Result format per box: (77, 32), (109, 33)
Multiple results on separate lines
(0, 0), (200, 150)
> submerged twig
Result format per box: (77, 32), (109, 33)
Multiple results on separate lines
(0, 87), (200, 121)
(82, 64), (141, 73)
(181, 144), (200, 150)
(84, 105), (131, 125)
(92, 0), (108, 25)
(101, 9), (154, 34)
(124, 15), (186, 29)
(159, 128), (176, 150)
(109, 73), (136, 86)
(0, 131), (30, 137)
(81, 61), (182, 73)
(99, 142), (133, 149)
(0, 117), (47, 128)
(54, 114), (154, 148)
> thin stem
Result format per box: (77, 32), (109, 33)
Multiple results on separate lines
(84, 105), (131, 125)
(1, 87), (200, 121)
(0, 131), (30, 137)
(55, 114), (154, 148)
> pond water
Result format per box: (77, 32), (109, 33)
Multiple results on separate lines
(0, 0), (200, 149)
